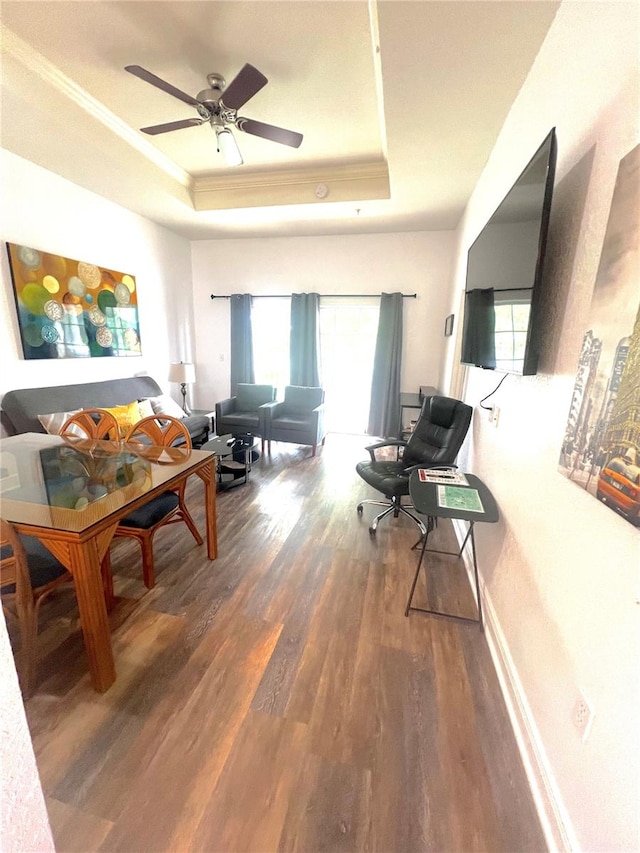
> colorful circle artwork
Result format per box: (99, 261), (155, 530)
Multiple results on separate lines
(41, 325), (60, 344)
(7, 244), (140, 360)
(77, 262), (101, 289)
(21, 283), (49, 315)
(44, 300), (64, 321)
(42, 254), (67, 279)
(96, 327), (113, 347)
(20, 267), (39, 283)
(114, 283), (131, 305)
(62, 292), (82, 306)
(42, 275), (60, 294)
(18, 246), (41, 269)
(22, 323), (44, 346)
(68, 276), (86, 298)
(88, 306), (107, 326)
(97, 290), (117, 313)
(124, 328), (139, 348)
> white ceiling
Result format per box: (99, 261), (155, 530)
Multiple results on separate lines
(0, 1), (559, 240)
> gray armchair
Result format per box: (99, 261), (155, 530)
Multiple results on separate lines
(264, 386), (326, 456)
(215, 384), (276, 452)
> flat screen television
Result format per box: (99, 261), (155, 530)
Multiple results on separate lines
(460, 128), (557, 375)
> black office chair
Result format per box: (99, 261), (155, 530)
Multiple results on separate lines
(356, 395), (473, 536)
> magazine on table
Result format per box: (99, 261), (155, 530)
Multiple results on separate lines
(437, 485), (485, 513)
(418, 468), (469, 486)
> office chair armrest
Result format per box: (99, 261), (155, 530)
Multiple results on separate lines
(364, 439), (407, 461)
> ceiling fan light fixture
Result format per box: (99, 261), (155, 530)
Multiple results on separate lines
(216, 127), (243, 166)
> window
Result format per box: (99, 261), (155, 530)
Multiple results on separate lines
(252, 295), (380, 434)
(252, 298), (290, 397)
(494, 301), (531, 372)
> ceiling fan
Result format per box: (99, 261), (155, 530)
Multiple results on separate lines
(125, 63), (303, 166)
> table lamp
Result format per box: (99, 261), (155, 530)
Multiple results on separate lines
(168, 362), (196, 414)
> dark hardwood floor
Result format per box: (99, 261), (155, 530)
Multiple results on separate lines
(17, 434), (546, 852)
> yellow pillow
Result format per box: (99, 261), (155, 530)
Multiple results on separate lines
(102, 401), (145, 433)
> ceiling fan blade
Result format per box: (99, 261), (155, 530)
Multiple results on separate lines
(140, 118), (205, 135)
(236, 117), (303, 148)
(220, 64), (268, 111)
(125, 65), (201, 108)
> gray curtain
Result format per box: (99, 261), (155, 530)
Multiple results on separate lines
(367, 292), (403, 437)
(461, 288), (496, 368)
(230, 294), (255, 394)
(290, 292), (321, 387)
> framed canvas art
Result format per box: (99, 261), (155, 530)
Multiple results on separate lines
(444, 314), (454, 337)
(6, 243), (142, 359)
(558, 144), (640, 527)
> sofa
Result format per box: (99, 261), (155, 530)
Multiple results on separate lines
(0, 376), (210, 446)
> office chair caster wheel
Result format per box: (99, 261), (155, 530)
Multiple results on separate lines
(368, 526), (376, 536)
(357, 504), (363, 516)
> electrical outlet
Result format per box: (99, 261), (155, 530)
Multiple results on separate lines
(488, 405), (500, 427)
(219, 353), (225, 362)
(572, 690), (595, 741)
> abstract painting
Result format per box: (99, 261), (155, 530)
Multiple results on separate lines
(6, 243), (142, 359)
(559, 143), (640, 527)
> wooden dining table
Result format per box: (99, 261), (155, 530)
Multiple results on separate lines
(0, 432), (217, 692)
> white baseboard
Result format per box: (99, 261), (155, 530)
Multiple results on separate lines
(451, 519), (579, 853)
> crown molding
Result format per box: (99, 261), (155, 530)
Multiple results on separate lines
(191, 160), (390, 211)
(1, 24), (389, 213)
(1, 25), (191, 188)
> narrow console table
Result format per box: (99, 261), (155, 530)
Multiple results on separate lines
(405, 471), (499, 628)
(399, 387), (438, 437)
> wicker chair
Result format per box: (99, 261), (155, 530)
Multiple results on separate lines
(60, 408), (120, 440)
(0, 519), (74, 696)
(114, 416), (203, 589)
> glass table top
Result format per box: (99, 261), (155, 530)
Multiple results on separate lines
(0, 433), (215, 533)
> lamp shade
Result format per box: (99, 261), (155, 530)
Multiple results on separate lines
(168, 362), (196, 384)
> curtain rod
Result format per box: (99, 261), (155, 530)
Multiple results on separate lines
(210, 293), (417, 300)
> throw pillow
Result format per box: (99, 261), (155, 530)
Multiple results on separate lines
(102, 401), (146, 432)
(137, 398), (155, 419)
(38, 409), (83, 436)
(146, 394), (185, 420)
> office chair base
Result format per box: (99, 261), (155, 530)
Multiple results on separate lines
(357, 499), (427, 537)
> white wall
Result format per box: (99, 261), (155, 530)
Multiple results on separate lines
(0, 613), (55, 851)
(0, 150), (195, 417)
(190, 231), (455, 407)
(442, 2), (639, 850)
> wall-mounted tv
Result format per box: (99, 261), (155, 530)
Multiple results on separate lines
(460, 128), (557, 376)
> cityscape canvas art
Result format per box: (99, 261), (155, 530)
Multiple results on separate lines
(6, 243), (142, 360)
(559, 143), (640, 527)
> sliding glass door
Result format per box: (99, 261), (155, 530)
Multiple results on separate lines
(253, 295), (379, 434)
(319, 298), (379, 434)
(252, 298), (290, 398)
